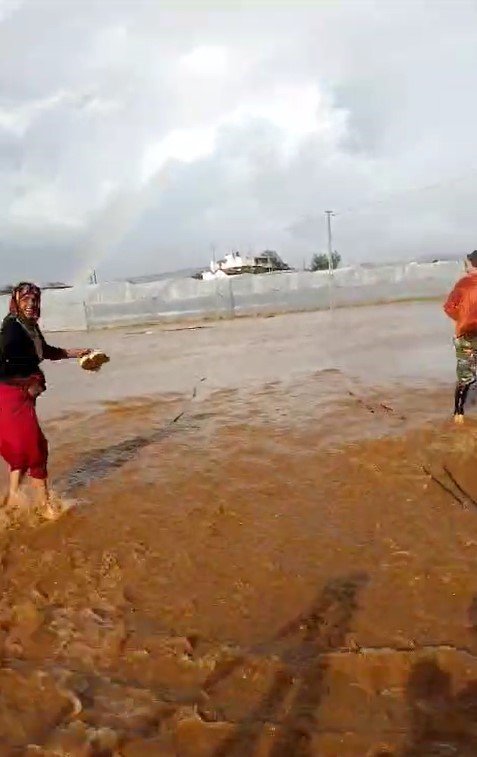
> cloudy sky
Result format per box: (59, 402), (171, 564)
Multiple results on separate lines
(1, 0), (477, 283)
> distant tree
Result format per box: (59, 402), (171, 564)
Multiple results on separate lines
(310, 252), (341, 271)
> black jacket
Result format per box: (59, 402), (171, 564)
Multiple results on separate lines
(0, 314), (67, 383)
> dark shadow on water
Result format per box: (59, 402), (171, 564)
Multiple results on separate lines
(57, 412), (197, 492)
(208, 582), (477, 756)
(401, 655), (477, 756)
(211, 571), (369, 757)
(58, 378), (207, 493)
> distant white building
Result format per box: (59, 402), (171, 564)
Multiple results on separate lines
(201, 250), (291, 280)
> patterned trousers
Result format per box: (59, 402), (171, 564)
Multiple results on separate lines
(453, 334), (477, 415)
(454, 334), (477, 386)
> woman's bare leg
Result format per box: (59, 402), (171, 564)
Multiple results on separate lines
(6, 470), (26, 508)
(9, 470), (22, 495)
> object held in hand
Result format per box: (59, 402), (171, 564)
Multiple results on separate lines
(79, 350), (110, 372)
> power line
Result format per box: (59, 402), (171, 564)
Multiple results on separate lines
(287, 165), (477, 246)
(335, 166), (477, 218)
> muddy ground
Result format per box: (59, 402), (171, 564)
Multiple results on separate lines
(0, 303), (476, 755)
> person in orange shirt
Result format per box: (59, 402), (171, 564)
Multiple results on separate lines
(444, 250), (477, 423)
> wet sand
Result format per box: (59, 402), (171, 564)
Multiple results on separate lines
(2, 302), (477, 755)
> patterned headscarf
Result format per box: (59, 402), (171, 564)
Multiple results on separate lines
(9, 282), (41, 321)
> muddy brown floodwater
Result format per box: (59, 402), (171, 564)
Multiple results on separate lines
(2, 305), (477, 755)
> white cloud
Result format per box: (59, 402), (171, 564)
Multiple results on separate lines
(8, 182), (84, 230)
(227, 84), (342, 154)
(0, 0), (21, 23)
(142, 83), (338, 180)
(180, 45), (229, 78)
(0, 91), (69, 136)
(0, 88), (120, 138)
(141, 126), (217, 180)
(1, 0), (477, 282)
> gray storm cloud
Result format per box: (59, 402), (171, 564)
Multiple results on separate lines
(1, 0), (477, 282)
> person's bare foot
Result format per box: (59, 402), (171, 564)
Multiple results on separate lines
(39, 490), (74, 521)
(0, 494), (11, 528)
(454, 413), (465, 425)
(41, 501), (60, 521)
(29, 479), (57, 521)
(0, 490), (29, 527)
(5, 489), (29, 512)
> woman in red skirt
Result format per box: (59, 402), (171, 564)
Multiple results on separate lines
(0, 283), (91, 518)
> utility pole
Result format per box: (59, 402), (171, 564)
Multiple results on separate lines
(324, 210), (335, 313)
(325, 210), (334, 277)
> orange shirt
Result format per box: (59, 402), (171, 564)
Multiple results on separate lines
(444, 270), (477, 336)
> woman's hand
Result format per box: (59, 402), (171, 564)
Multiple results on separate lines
(66, 348), (92, 359)
(27, 382), (44, 399)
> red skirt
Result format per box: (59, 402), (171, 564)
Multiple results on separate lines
(0, 383), (48, 479)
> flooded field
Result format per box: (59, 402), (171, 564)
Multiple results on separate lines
(1, 302), (477, 755)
